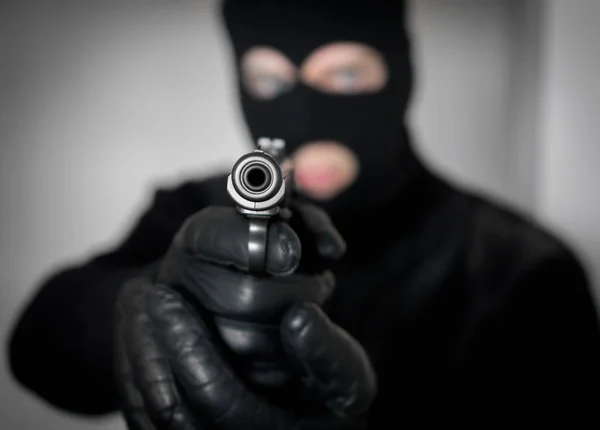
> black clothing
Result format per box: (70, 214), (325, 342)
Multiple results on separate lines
(9, 165), (600, 419)
(9, 0), (600, 423)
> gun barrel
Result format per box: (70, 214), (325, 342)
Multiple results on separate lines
(227, 138), (293, 274)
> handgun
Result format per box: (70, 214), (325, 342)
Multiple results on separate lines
(227, 137), (294, 274)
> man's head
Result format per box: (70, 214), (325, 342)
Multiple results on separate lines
(221, 0), (414, 218)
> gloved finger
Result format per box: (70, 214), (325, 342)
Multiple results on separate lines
(280, 302), (377, 419)
(115, 281), (157, 430)
(172, 206), (301, 276)
(115, 344), (156, 430)
(289, 201), (346, 261)
(146, 284), (296, 430)
(173, 260), (335, 322)
(118, 279), (199, 430)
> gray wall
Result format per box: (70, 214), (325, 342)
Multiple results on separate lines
(1, 1), (598, 429)
(536, 0), (600, 298)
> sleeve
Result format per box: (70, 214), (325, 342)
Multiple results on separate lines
(7, 181), (215, 416)
(458, 248), (600, 401)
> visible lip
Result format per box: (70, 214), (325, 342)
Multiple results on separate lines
(295, 168), (341, 191)
(289, 139), (358, 200)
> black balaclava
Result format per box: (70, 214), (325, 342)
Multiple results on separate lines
(221, 0), (425, 233)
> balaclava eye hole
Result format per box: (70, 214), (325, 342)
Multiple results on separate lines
(240, 46), (298, 101)
(241, 42), (390, 101)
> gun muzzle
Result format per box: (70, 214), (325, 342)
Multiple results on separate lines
(227, 149), (287, 216)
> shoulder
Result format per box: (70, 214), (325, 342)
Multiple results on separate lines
(152, 172), (231, 212)
(142, 172), (233, 229)
(106, 172), (232, 262)
(455, 191), (600, 349)
(469, 193), (569, 260)
(461, 190), (588, 292)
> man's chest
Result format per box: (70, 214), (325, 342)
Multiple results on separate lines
(325, 236), (471, 383)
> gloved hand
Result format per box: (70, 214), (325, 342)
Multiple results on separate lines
(114, 203), (377, 430)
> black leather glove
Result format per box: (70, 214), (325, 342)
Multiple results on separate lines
(114, 203), (377, 429)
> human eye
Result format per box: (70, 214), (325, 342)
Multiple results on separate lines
(240, 46), (297, 100)
(335, 69), (360, 88)
(327, 67), (366, 94)
(300, 42), (388, 95)
(245, 73), (294, 100)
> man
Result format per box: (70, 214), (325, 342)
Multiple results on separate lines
(9, 0), (600, 427)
